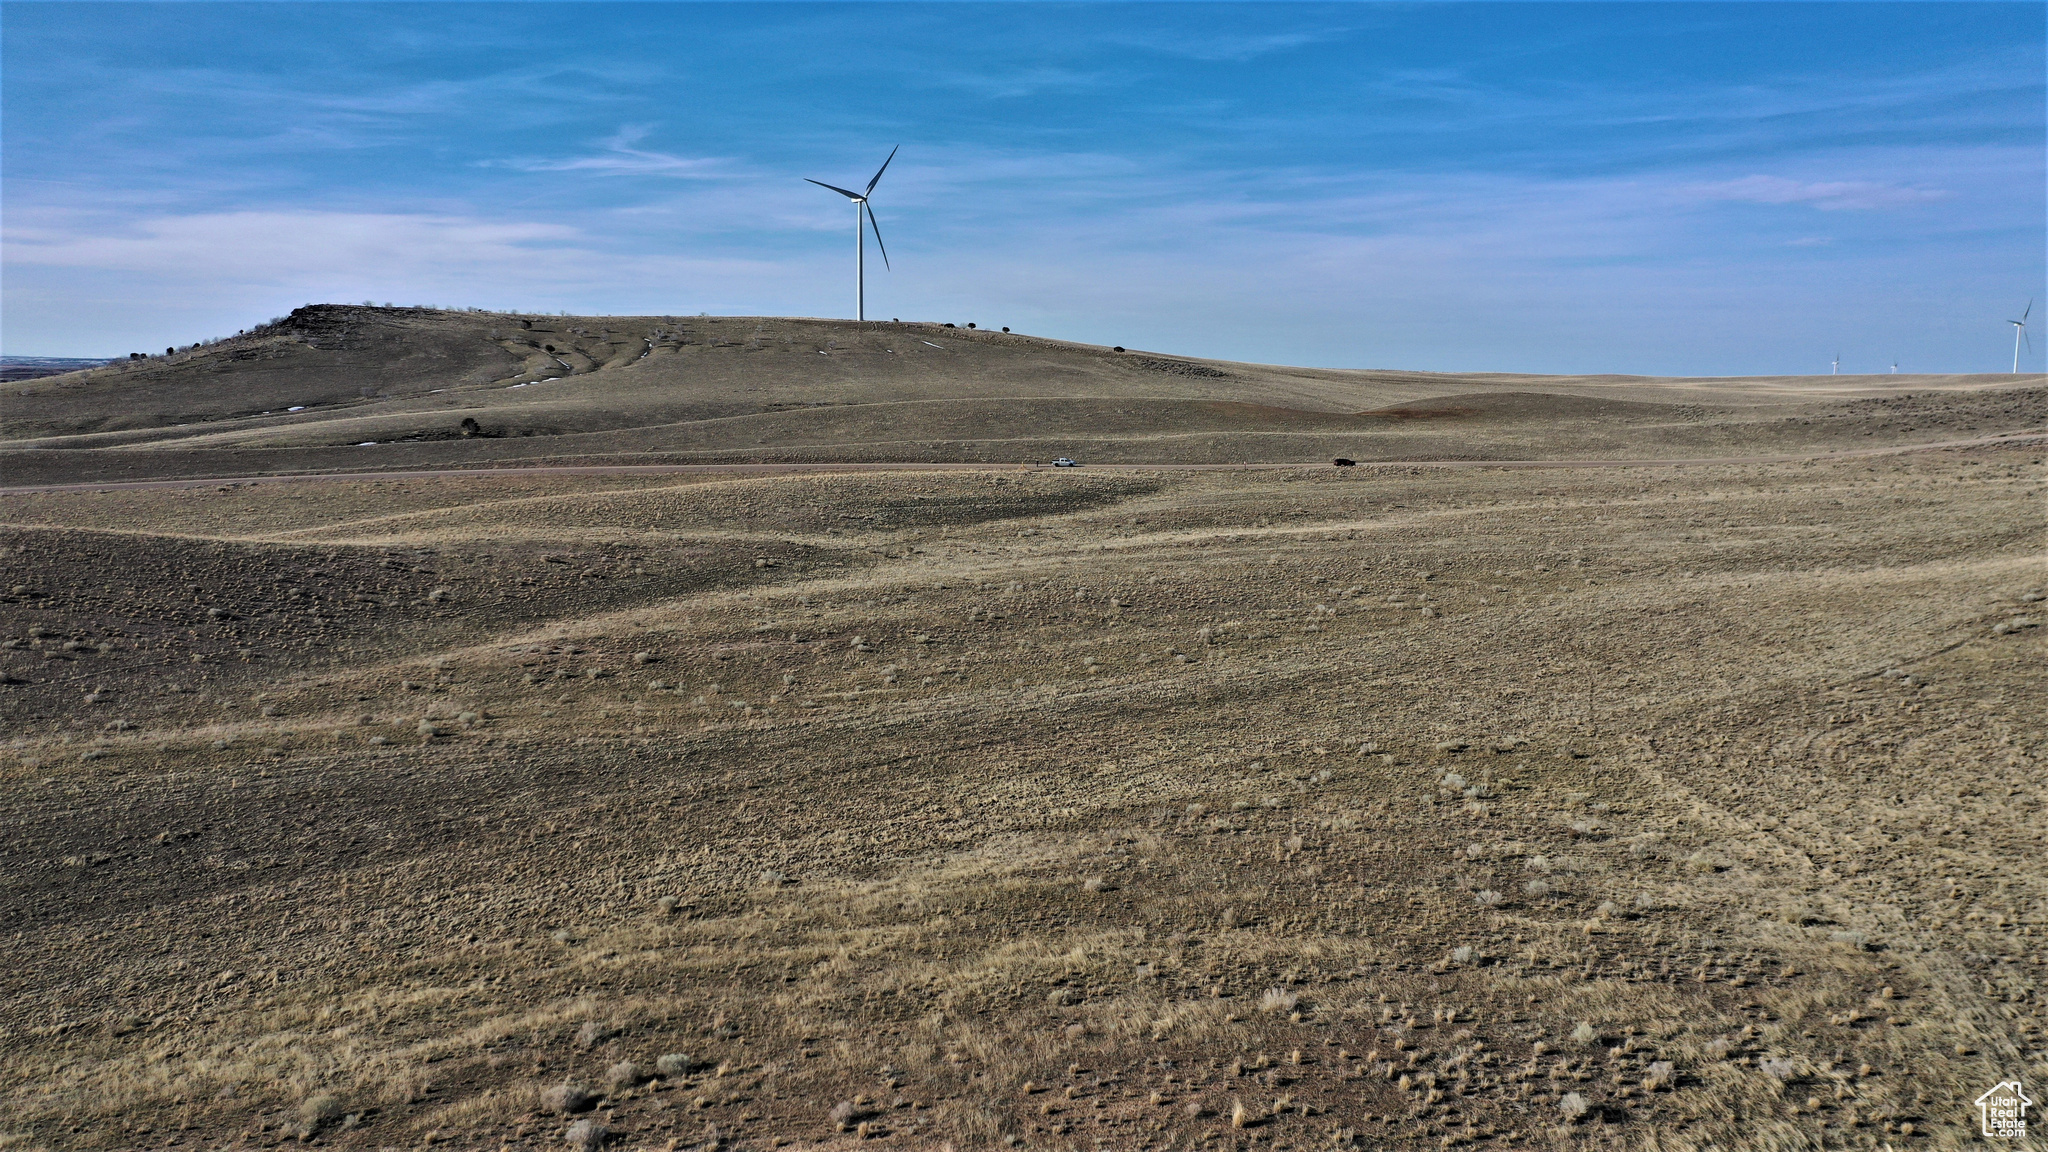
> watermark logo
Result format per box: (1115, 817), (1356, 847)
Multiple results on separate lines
(1975, 1079), (2032, 1139)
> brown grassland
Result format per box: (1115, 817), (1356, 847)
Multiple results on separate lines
(1, 308), (2044, 1152)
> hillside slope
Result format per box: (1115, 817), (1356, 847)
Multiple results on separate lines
(2, 305), (2041, 485)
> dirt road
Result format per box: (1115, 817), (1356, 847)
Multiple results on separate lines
(3, 428), (2040, 496)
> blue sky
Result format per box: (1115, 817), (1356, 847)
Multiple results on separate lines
(3, 2), (2042, 374)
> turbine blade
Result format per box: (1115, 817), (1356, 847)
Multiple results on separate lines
(806, 178), (863, 200)
(865, 145), (899, 196)
(2026, 298), (2034, 322)
(866, 203), (890, 270)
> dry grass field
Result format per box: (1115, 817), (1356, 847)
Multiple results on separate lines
(1, 309), (2044, 1152)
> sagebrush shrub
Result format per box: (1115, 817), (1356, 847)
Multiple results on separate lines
(542, 1082), (596, 1114)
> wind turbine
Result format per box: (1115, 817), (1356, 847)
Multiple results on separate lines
(2011, 300), (2033, 373)
(1831, 353), (1839, 375)
(806, 146), (896, 322)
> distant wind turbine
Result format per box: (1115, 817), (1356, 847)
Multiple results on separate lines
(806, 147), (896, 322)
(2012, 300), (2033, 373)
(1831, 353), (1839, 375)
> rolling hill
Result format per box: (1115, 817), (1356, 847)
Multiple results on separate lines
(3, 305), (2040, 487)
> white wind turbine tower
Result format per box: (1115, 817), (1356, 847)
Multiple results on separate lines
(2011, 300), (2033, 373)
(1831, 353), (1839, 375)
(806, 146), (896, 322)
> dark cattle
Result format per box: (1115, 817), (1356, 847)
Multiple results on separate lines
(1333, 458), (1356, 467)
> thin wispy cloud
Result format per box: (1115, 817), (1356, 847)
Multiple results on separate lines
(2, 205), (793, 328)
(1110, 22), (1365, 63)
(4, 208), (587, 279)
(1687, 175), (1950, 212)
(499, 127), (736, 178)
(926, 65), (1119, 100)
